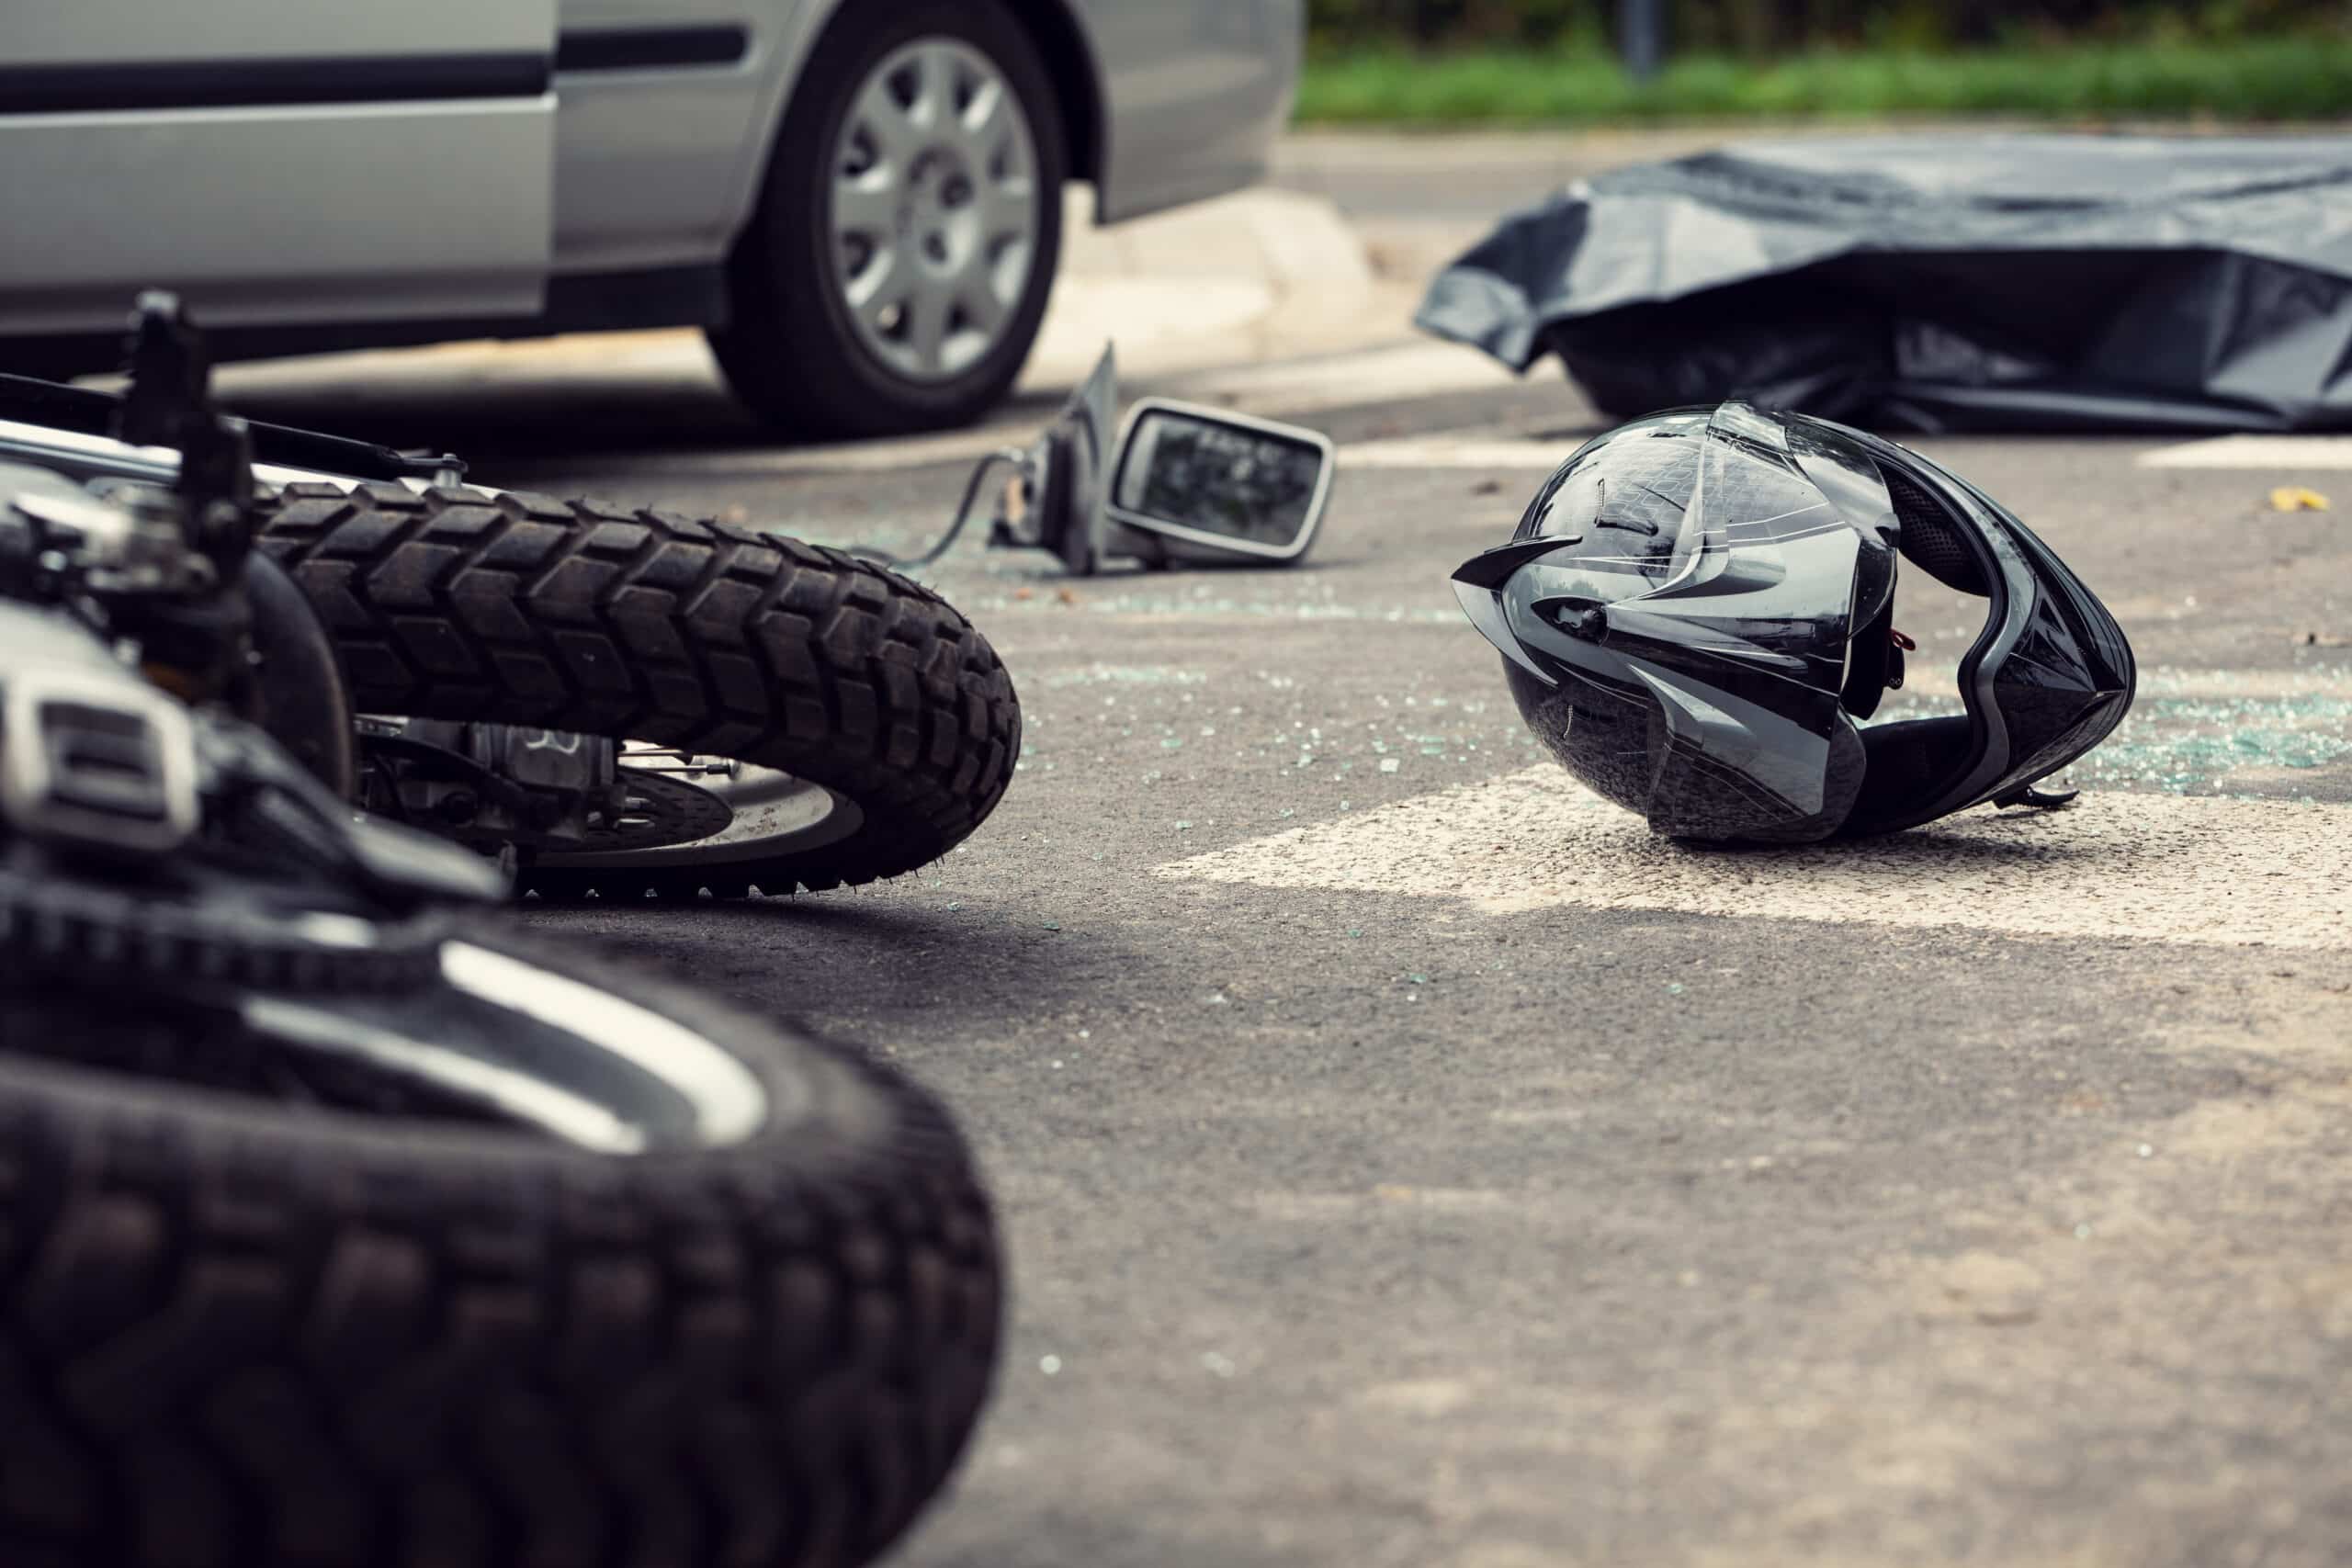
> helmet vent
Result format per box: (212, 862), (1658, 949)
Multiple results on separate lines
(1879, 466), (1990, 596)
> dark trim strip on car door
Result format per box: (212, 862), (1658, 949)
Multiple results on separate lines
(0, 54), (550, 115)
(554, 26), (751, 73)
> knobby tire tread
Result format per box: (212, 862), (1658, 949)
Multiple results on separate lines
(253, 483), (1021, 899)
(0, 925), (1003, 1568)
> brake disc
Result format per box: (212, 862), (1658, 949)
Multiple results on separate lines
(571, 766), (735, 853)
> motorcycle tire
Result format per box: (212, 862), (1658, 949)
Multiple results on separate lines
(0, 920), (1001, 1568)
(254, 482), (1021, 898)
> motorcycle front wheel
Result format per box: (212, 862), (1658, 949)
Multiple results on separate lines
(0, 919), (1002, 1568)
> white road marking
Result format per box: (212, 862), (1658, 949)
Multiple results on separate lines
(2138, 434), (2352, 470)
(660, 422), (2352, 486)
(1167, 340), (1521, 415)
(570, 343), (1530, 480)
(1341, 434), (1585, 469)
(1355, 428), (2352, 477)
(1917, 664), (2349, 702)
(1153, 767), (2352, 951)
(607, 423), (1028, 479)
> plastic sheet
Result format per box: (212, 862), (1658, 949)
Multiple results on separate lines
(1417, 132), (2352, 433)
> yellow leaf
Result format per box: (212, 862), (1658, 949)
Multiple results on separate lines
(2268, 486), (2330, 512)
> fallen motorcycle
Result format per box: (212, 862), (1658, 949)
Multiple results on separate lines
(0, 302), (1023, 899)
(0, 301), (1003, 1567)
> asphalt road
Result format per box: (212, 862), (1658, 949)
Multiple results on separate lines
(229, 216), (2352, 1565)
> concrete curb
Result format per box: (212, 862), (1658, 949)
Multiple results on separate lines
(1023, 184), (1400, 389)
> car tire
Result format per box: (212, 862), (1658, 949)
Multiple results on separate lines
(709, 0), (1069, 439)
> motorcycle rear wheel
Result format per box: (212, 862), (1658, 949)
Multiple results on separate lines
(254, 483), (1021, 898)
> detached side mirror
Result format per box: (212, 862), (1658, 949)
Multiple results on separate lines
(1103, 400), (1335, 569)
(965, 346), (1338, 577)
(989, 345), (1117, 575)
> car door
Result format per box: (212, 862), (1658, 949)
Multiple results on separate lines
(0, 0), (558, 335)
(1080, 0), (1302, 222)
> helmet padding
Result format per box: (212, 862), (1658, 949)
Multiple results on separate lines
(1882, 466), (1989, 595)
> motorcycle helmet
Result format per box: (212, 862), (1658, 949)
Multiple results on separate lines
(1451, 401), (2134, 843)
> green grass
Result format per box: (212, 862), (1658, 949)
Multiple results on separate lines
(1294, 37), (2352, 125)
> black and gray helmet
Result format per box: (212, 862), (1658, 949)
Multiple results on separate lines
(1451, 401), (2135, 842)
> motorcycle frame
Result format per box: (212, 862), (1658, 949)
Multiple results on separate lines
(0, 384), (626, 846)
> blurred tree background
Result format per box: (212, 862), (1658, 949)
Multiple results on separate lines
(1306, 0), (2348, 51)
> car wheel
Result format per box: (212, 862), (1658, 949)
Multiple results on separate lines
(710, 0), (1068, 439)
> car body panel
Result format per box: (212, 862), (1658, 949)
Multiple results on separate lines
(548, 0), (1298, 275)
(1080, 0), (1301, 222)
(0, 0), (558, 333)
(0, 103), (558, 332)
(5, 0), (553, 65)
(0, 0), (1298, 344)
(550, 2), (786, 275)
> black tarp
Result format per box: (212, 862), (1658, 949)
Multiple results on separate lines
(1416, 133), (2352, 433)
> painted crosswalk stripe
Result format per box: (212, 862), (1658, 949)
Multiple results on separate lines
(1153, 768), (2352, 951)
(2138, 434), (2352, 470)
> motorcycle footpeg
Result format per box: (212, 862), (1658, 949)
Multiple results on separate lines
(1, 670), (199, 856)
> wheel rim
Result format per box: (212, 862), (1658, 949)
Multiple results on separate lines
(829, 36), (1041, 385)
(537, 746), (866, 871)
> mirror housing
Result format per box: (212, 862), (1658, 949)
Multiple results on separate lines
(1103, 400), (1335, 569)
(991, 346), (1116, 575)
(978, 344), (1337, 575)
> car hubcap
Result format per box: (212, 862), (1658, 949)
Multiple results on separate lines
(830, 38), (1040, 385)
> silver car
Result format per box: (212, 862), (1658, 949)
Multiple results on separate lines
(0, 0), (1302, 435)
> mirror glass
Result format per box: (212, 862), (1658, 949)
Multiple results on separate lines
(1113, 410), (1329, 547)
